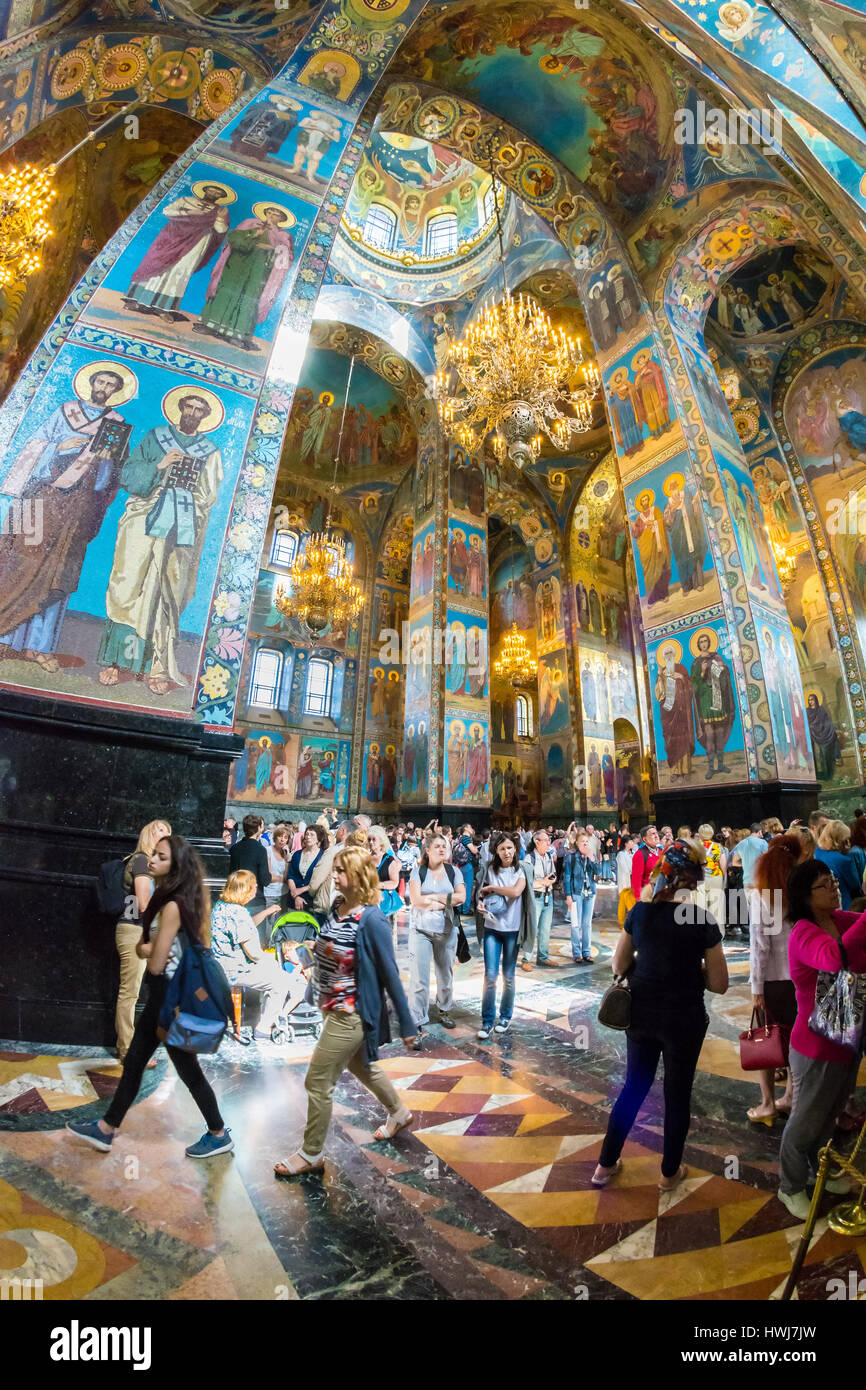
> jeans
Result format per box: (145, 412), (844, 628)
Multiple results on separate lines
(460, 863), (474, 914)
(569, 893), (596, 958)
(115, 922), (147, 1059)
(525, 893), (553, 963)
(779, 1046), (862, 1193)
(408, 923), (457, 1026)
(481, 930), (520, 1028)
(599, 1015), (708, 1177)
(104, 974), (224, 1132)
(301, 1009), (403, 1160)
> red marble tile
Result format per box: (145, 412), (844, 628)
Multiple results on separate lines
(542, 1219), (650, 1265)
(464, 1114), (524, 1136)
(653, 1209), (721, 1257)
(406, 1074), (461, 1092)
(0, 1088), (49, 1115)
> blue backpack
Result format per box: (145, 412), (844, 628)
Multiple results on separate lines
(158, 938), (234, 1054)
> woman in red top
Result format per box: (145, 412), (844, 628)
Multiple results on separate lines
(777, 859), (866, 1218)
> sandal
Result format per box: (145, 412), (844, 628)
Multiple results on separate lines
(591, 1158), (622, 1188)
(747, 1106), (778, 1126)
(658, 1165), (687, 1192)
(372, 1107), (412, 1142)
(274, 1152), (324, 1178)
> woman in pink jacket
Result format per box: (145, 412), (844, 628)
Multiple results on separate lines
(778, 858), (866, 1218)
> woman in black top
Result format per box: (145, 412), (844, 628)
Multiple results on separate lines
(592, 840), (728, 1191)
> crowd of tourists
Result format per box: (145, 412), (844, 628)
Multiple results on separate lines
(68, 807), (866, 1214)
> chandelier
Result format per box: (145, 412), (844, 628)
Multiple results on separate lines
(432, 143), (600, 468)
(276, 531), (363, 636)
(494, 622), (536, 687)
(0, 164), (56, 289)
(274, 351), (365, 637)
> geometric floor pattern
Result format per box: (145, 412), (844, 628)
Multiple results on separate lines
(1, 887), (865, 1299)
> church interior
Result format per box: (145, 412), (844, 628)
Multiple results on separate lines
(2, 0), (866, 1314)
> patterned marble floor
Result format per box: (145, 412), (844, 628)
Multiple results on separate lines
(1, 887), (865, 1301)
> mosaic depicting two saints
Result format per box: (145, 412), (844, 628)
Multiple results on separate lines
(624, 457), (719, 626)
(0, 347), (255, 709)
(213, 86), (353, 192)
(85, 162), (313, 371)
(603, 337), (683, 470)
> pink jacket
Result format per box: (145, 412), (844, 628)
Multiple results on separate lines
(788, 909), (866, 1063)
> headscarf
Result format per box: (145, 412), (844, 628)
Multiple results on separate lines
(650, 838), (706, 899)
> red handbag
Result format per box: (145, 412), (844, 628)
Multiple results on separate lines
(739, 1006), (788, 1071)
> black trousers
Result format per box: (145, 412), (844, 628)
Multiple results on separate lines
(599, 1014), (708, 1177)
(104, 973), (224, 1132)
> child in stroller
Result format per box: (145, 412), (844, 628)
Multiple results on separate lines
(269, 910), (324, 1043)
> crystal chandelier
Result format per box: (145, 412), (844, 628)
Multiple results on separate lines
(274, 352), (365, 637)
(494, 622), (536, 687)
(276, 532), (364, 636)
(0, 164), (56, 288)
(432, 146), (600, 468)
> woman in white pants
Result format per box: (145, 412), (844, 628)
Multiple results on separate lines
(408, 833), (465, 1049)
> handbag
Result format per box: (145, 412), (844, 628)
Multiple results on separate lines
(809, 939), (866, 1053)
(455, 919), (472, 964)
(739, 1005), (788, 1071)
(598, 974), (631, 1030)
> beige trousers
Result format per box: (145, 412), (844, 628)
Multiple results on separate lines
(302, 1009), (402, 1160)
(115, 922), (147, 1059)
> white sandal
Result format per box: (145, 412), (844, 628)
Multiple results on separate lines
(372, 1107), (412, 1142)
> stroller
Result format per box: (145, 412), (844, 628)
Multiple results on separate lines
(269, 910), (324, 1044)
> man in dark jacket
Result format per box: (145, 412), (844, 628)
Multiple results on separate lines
(229, 815), (270, 932)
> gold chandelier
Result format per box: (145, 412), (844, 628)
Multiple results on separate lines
(494, 622), (535, 687)
(432, 142), (600, 468)
(274, 351), (365, 637)
(434, 291), (600, 467)
(0, 164), (56, 288)
(275, 531), (363, 636)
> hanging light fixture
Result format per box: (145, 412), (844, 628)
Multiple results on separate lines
(493, 552), (535, 687)
(0, 164), (56, 288)
(494, 621), (536, 687)
(274, 353), (365, 638)
(0, 47), (198, 291)
(432, 137), (600, 469)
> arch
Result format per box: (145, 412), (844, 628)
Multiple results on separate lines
(304, 655), (334, 718)
(363, 201), (397, 252)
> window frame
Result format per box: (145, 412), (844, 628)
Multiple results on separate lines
(363, 202), (397, 252)
(516, 693), (533, 738)
(270, 528), (298, 568)
(249, 647), (283, 709)
(304, 657), (333, 718)
(425, 211), (458, 259)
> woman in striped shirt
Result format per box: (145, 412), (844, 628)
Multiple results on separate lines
(274, 845), (416, 1177)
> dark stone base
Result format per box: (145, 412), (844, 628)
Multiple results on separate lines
(399, 804), (494, 831)
(649, 780), (820, 831)
(0, 689), (241, 1045)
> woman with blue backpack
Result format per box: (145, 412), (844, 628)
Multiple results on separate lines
(68, 834), (233, 1161)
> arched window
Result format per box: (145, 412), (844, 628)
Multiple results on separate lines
(516, 694), (533, 738)
(364, 203), (397, 252)
(270, 528), (298, 568)
(425, 212), (458, 258)
(304, 658), (333, 717)
(250, 648), (282, 708)
(482, 182), (496, 224)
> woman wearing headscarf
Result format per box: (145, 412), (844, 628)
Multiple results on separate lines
(592, 841), (728, 1192)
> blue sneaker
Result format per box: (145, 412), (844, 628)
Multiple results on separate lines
(66, 1119), (113, 1152)
(185, 1128), (234, 1160)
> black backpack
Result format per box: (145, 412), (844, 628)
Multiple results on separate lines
(95, 856), (130, 917)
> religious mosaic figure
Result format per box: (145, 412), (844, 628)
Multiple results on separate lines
(449, 526), (469, 593)
(415, 721), (429, 791)
(290, 110), (343, 182)
(663, 473), (707, 594)
(631, 349), (670, 437)
(98, 387), (224, 696)
(588, 745), (602, 804)
(654, 642), (694, 778)
(196, 205), (295, 351)
(229, 95), (301, 160)
(689, 631), (735, 778)
(122, 182), (232, 321)
(631, 489), (671, 605)
(467, 534), (485, 597)
(806, 692), (841, 781)
(608, 367), (642, 455)
(467, 725), (489, 801)
(0, 364), (136, 671)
